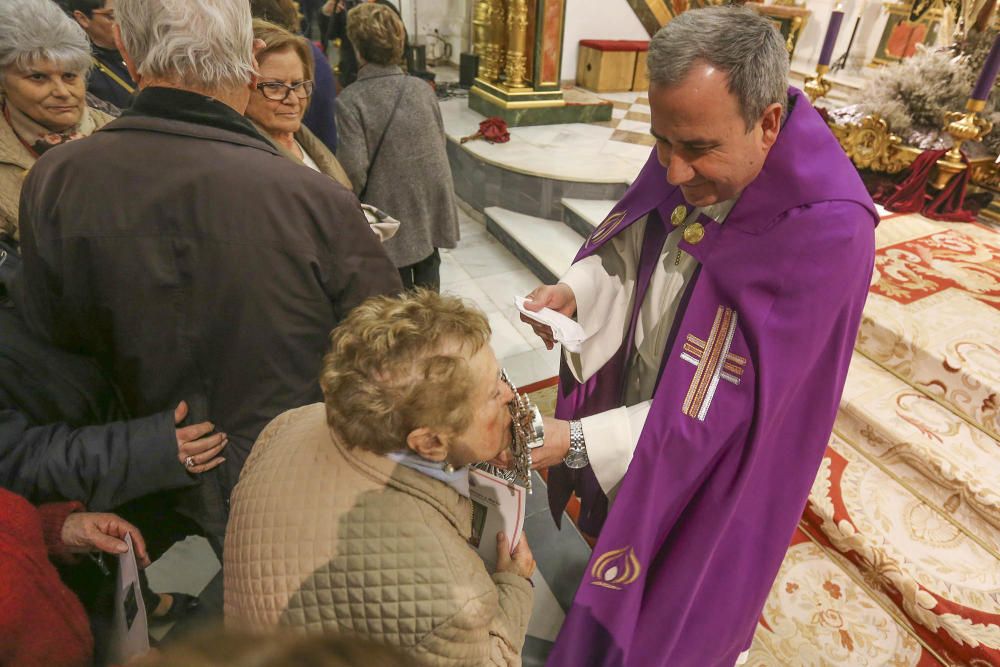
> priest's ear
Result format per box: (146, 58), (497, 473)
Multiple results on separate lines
(406, 427), (449, 462)
(759, 102), (783, 150)
(113, 25), (141, 86)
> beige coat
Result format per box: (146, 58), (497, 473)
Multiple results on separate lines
(224, 403), (533, 666)
(0, 104), (113, 240)
(252, 121), (353, 190)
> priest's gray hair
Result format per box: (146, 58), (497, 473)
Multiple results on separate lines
(116, 0), (256, 92)
(647, 6), (789, 129)
(0, 0), (91, 83)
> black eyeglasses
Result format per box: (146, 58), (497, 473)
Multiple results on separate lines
(255, 80), (314, 102)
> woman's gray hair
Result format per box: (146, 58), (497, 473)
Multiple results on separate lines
(116, 0), (256, 92)
(647, 6), (789, 129)
(0, 0), (92, 81)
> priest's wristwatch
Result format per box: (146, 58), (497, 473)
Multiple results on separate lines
(564, 420), (589, 469)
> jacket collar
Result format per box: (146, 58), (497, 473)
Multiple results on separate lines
(329, 426), (473, 540)
(355, 63), (406, 82)
(117, 86), (268, 144)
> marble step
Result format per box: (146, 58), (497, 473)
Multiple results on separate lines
(560, 198), (618, 238)
(860, 216), (1000, 440)
(484, 206), (582, 285)
(800, 428), (1000, 664)
(748, 525), (948, 666)
(837, 351), (1000, 532)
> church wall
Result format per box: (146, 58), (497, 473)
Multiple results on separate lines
(560, 0), (649, 82)
(399, 0), (470, 66)
(796, 0), (890, 72)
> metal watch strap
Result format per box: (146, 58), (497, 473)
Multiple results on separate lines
(564, 419), (589, 469)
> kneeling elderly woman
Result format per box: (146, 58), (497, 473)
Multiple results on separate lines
(225, 290), (535, 666)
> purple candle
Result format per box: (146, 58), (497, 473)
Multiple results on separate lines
(817, 8), (845, 67)
(971, 32), (1000, 101)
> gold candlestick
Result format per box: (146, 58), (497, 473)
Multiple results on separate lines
(804, 64), (833, 103)
(930, 98), (994, 190)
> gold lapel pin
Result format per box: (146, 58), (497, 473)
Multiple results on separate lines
(670, 205), (687, 227)
(683, 222), (705, 245)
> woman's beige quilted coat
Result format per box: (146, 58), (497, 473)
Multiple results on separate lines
(224, 403), (533, 666)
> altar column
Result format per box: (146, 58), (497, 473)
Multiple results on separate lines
(469, 0), (612, 126)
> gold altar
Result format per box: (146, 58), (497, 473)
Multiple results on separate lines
(469, 0), (613, 125)
(828, 113), (1000, 221)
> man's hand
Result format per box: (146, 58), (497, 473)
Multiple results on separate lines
(61, 512), (151, 567)
(520, 284), (577, 350)
(528, 417), (571, 469)
(175, 401), (227, 474)
(495, 531), (535, 579)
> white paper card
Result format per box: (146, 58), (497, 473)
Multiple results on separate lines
(513, 296), (586, 353)
(108, 533), (149, 665)
(469, 467), (527, 571)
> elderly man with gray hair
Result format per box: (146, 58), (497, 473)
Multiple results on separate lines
(14, 0), (401, 551)
(521, 6), (878, 665)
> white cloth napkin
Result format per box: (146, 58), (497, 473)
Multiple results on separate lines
(514, 296), (586, 353)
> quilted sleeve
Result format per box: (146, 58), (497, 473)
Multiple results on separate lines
(411, 571), (533, 666)
(488, 572), (534, 660)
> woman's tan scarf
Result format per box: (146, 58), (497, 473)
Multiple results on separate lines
(4, 100), (96, 157)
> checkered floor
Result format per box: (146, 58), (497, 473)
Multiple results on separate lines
(598, 92), (655, 147)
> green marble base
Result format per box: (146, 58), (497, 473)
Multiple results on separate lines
(469, 80), (612, 127)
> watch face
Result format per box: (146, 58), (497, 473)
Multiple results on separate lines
(564, 450), (588, 470)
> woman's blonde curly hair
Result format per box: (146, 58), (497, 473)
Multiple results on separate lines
(346, 3), (405, 66)
(321, 289), (491, 455)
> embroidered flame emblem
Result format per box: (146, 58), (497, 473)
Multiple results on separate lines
(590, 546), (641, 590)
(588, 210), (627, 247)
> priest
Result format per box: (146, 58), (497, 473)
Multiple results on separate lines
(522, 7), (878, 666)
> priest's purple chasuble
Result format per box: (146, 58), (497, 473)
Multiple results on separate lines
(546, 88), (878, 666)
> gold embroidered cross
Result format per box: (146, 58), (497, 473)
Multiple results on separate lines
(679, 306), (746, 422)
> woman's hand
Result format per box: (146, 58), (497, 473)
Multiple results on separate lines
(520, 284), (577, 350)
(61, 512), (151, 567)
(495, 531), (535, 580)
(175, 401), (227, 474)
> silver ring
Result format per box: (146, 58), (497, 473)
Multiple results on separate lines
(185, 456), (195, 469)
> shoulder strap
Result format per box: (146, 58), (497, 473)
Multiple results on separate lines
(359, 77), (407, 201)
(91, 56), (135, 94)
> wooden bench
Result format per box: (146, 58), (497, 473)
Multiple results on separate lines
(576, 40), (650, 92)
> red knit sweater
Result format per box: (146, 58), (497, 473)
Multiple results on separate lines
(0, 488), (93, 667)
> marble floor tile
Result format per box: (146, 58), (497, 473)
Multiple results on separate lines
(596, 91), (644, 104)
(439, 249), (471, 286)
(442, 278), (500, 314)
(523, 510), (592, 612)
(487, 310), (535, 358)
(615, 118), (652, 134)
(145, 536), (221, 640)
(501, 347), (561, 388)
(450, 238), (531, 279)
(526, 568), (567, 642)
(473, 267), (545, 313)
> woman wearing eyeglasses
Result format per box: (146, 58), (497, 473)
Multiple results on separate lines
(245, 20), (351, 189)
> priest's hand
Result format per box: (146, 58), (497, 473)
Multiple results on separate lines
(521, 283), (577, 350)
(529, 417), (571, 469)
